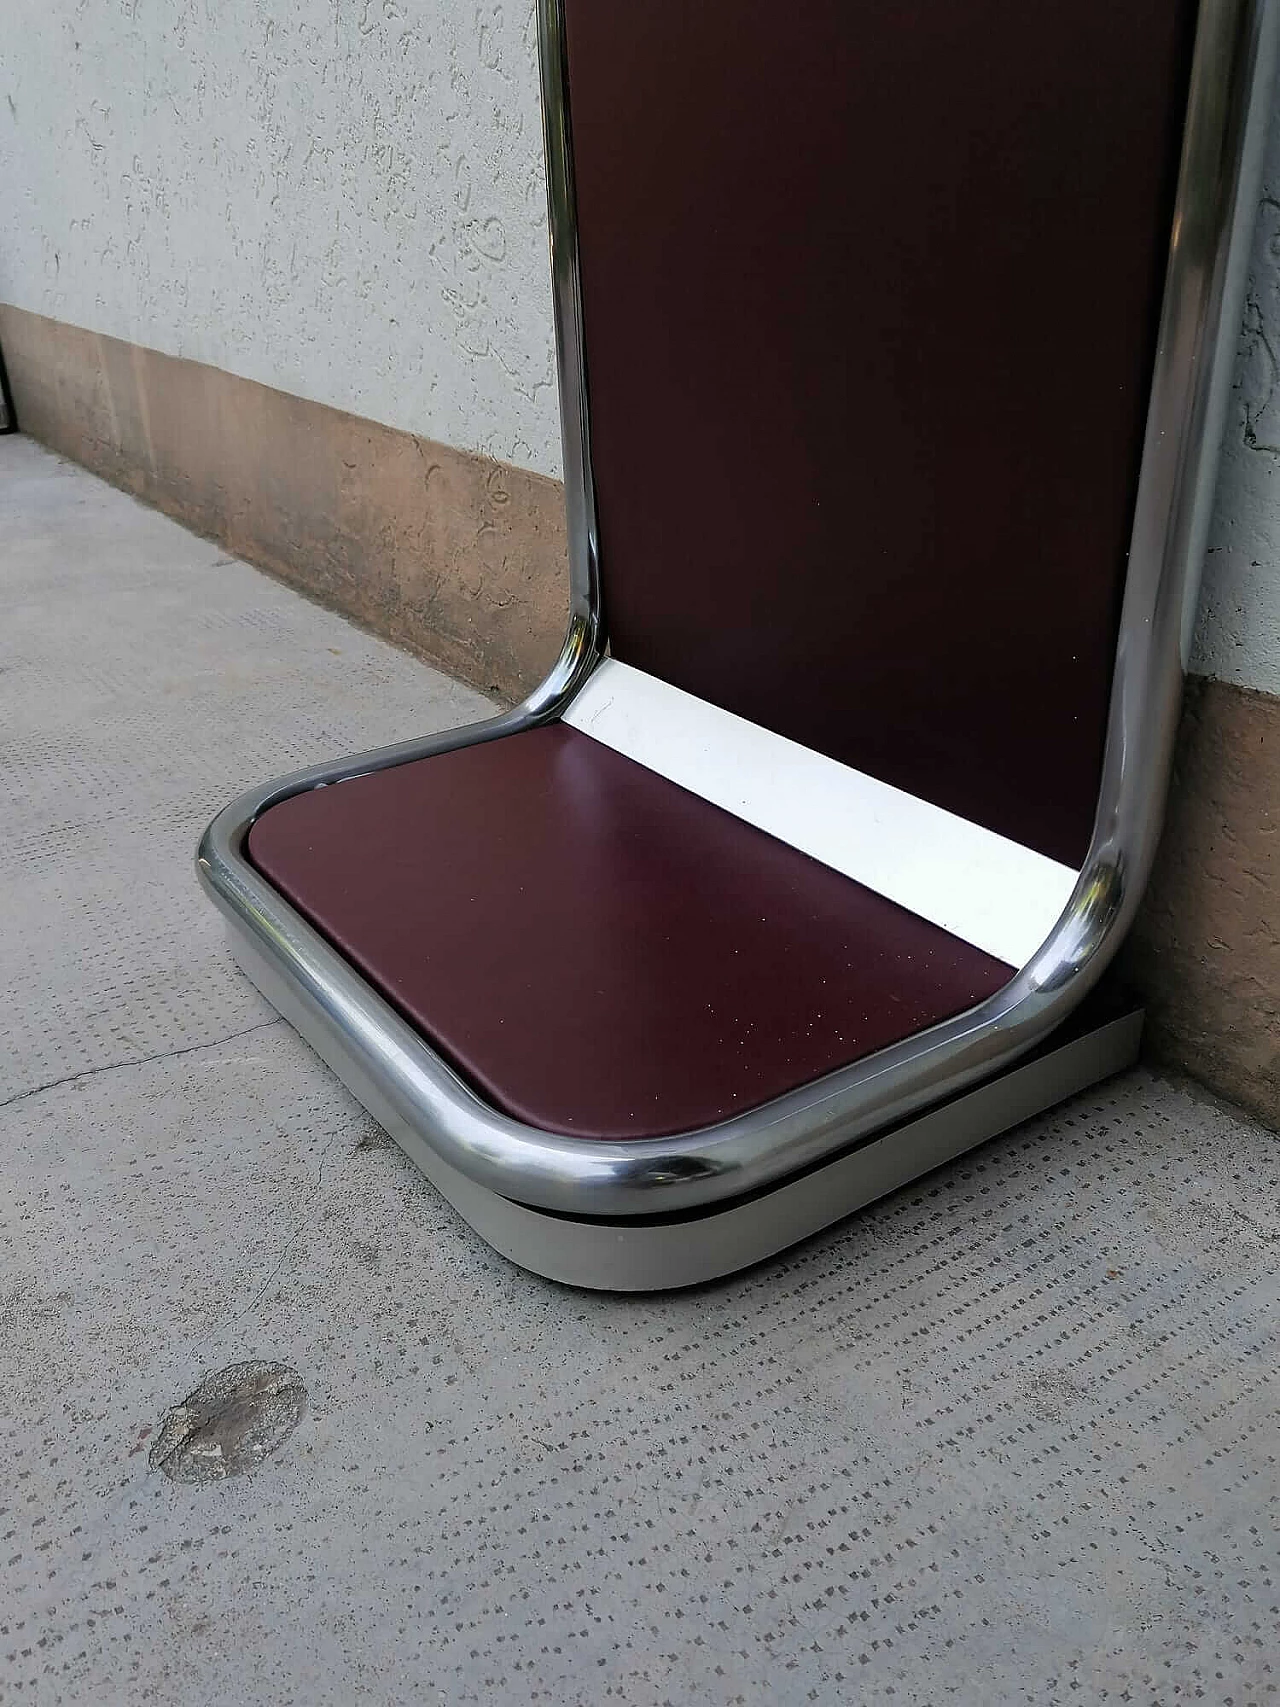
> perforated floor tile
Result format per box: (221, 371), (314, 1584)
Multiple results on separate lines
(2, 438), (1278, 1706)
(0, 437), (492, 1103)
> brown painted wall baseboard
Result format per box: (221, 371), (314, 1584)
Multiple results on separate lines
(3, 303), (1275, 1127)
(1126, 675), (1280, 1129)
(0, 303), (569, 700)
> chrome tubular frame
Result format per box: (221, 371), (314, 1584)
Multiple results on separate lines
(197, 0), (1277, 1223)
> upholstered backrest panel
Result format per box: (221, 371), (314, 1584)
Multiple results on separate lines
(561, 0), (1197, 864)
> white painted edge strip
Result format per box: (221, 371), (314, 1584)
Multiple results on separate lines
(562, 659), (1079, 970)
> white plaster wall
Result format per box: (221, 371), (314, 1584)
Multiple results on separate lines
(1192, 91), (1280, 695)
(0, 0), (561, 476)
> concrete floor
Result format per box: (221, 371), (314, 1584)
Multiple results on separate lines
(2, 433), (1278, 1706)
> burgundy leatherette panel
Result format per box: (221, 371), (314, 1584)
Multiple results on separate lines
(562, 0), (1196, 865)
(248, 727), (1011, 1140)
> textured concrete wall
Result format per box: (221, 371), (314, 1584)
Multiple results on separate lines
(1193, 89), (1280, 695)
(1127, 677), (1279, 1124)
(0, 304), (569, 699)
(0, 0), (560, 477)
(1126, 95), (1280, 1129)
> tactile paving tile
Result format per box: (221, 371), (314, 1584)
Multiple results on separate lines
(1, 439), (1278, 1705)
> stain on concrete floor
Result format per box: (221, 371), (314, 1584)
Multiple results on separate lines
(149, 1362), (307, 1485)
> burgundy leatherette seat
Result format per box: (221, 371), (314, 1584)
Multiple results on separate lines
(249, 726), (1011, 1139)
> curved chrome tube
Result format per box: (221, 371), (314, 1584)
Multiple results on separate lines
(198, 0), (1277, 1218)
